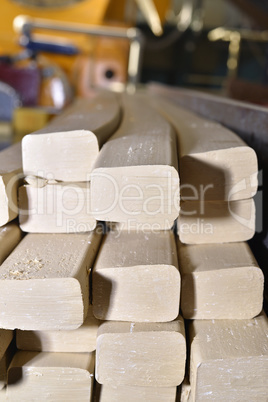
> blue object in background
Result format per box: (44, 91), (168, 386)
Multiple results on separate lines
(20, 36), (79, 56)
(0, 81), (21, 121)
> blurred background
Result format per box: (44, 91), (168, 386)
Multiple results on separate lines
(0, 0), (268, 148)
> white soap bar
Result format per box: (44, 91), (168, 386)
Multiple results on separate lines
(189, 313), (268, 401)
(91, 93), (180, 230)
(93, 230), (180, 322)
(178, 240), (264, 319)
(19, 180), (96, 233)
(7, 351), (95, 401)
(178, 199), (255, 244)
(96, 317), (186, 387)
(99, 383), (177, 402)
(152, 97), (258, 201)
(0, 230), (102, 330)
(16, 306), (100, 353)
(22, 93), (121, 181)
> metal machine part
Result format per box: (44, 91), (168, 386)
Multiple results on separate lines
(13, 14), (144, 92)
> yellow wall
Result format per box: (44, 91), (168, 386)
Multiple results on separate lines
(0, 0), (110, 54)
(0, 0), (171, 55)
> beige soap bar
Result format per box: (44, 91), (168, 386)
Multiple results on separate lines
(19, 179), (96, 233)
(16, 306), (100, 353)
(91, 93), (180, 230)
(153, 97), (258, 201)
(0, 143), (22, 227)
(22, 93), (121, 181)
(189, 313), (268, 401)
(98, 384), (177, 402)
(0, 229), (102, 330)
(0, 330), (13, 391)
(93, 230), (180, 322)
(0, 223), (22, 265)
(7, 351), (95, 402)
(96, 317), (186, 387)
(178, 241), (264, 319)
(178, 198), (255, 244)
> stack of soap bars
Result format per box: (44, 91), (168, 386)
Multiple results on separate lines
(0, 90), (267, 402)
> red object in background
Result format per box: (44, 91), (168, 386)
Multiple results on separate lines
(0, 63), (41, 106)
(227, 78), (268, 106)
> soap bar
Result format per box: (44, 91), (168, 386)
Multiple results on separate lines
(153, 98), (258, 201)
(16, 306), (100, 353)
(189, 313), (268, 401)
(0, 223), (22, 265)
(7, 351), (95, 402)
(0, 229), (102, 330)
(178, 198), (255, 244)
(0, 329), (13, 391)
(91, 93), (180, 230)
(19, 179), (96, 233)
(22, 93), (121, 181)
(99, 384), (177, 402)
(178, 241), (263, 319)
(96, 317), (186, 387)
(93, 230), (180, 322)
(0, 143), (22, 227)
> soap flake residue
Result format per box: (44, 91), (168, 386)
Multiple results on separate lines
(8, 257), (44, 280)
